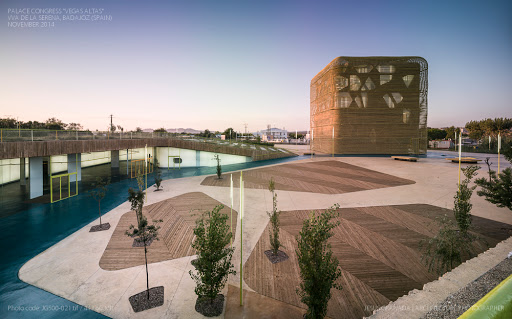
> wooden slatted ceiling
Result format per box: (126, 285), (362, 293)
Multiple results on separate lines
(201, 160), (415, 194)
(99, 192), (237, 271)
(243, 204), (510, 319)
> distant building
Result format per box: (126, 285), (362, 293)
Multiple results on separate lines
(255, 127), (288, 142)
(428, 140), (453, 149)
(310, 56), (428, 154)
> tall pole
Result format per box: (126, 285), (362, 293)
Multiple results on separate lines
(230, 174), (233, 248)
(239, 171), (243, 306)
(145, 144), (148, 202)
(332, 126), (334, 157)
(110, 114), (113, 133)
(311, 129), (313, 159)
(458, 129), (462, 186)
(498, 133), (501, 174)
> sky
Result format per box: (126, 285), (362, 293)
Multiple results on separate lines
(0, 0), (511, 133)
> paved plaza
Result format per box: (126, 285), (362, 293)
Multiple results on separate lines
(19, 152), (512, 318)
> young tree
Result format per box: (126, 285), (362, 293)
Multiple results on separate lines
(214, 154), (222, 179)
(125, 212), (162, 300)
(475, 149), (512, 211)
(453, 165), (479, 236)
(129, 178), (145, 227)
(421, 166), (480, 274)
(88, 177), (111, 230)
(420, 215), (470, 274)
(267, 178), (282, 256)
(296, 204), (342, 319)
(189, 205), (235, 317)
(153, 159), (163, 191)
(483, 157), (493, 182)
(154, 172), (162, 191)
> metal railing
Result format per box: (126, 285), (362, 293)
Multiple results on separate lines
(0, 128), (190, 142)
(0, 128), (298, 161)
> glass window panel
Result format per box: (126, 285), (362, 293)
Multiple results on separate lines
(361, 92), (368, 108)
(377, 65), (396, 73)
(403, 75), (414, 88)
(350, 75), (361, 91)
(383, 94), (394, 108)
(334, 76), (348, 90)
(380, 75), (392, 85)
(392, 93), (403, 104)
(403, 109), (410, 123)
(354, 65), (373, 73)
(355, 96), (363, 108)
(336, 92), (352, 108)
(361, 77), (375, 91)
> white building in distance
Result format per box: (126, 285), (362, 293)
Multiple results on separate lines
(254, 127), (288, 142)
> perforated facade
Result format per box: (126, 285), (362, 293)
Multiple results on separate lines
(310, 56), (428, 154)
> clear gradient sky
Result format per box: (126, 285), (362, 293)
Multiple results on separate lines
(0, 0), (511, 133)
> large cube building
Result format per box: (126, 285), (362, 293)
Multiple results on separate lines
(310, 56), (428, 155)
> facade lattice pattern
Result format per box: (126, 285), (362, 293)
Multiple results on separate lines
(310, 56), (428, 154)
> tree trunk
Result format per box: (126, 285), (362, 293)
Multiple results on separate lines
(98, 201), (102, 225)
(144, 236), (150, 300)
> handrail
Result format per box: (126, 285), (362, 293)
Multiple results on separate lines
(458, 274), (512, 319)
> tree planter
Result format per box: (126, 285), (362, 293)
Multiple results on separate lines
(132, 236), (155, 247)
(89, 223), (111, 232)
(264, 250), (289, 264)
(195, 294), (224, 317)
(129, 286), (164, 312)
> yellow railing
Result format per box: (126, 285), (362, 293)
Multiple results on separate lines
(130, 157), (153, 178)
(168, 156), (182, 170)
(50, 171), (78, 203)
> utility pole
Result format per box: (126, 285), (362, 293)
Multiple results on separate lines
(243, 123), (248, 139)
(109, 114), (114, 133)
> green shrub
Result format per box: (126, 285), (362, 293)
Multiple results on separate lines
(296, 204), (342, 319)
(454, 165), (479, 236)
(267, 178), (282, 256)
(421, 165), (480, 275)
(214, 154), (222, 179)
(189, 205), (235, 308)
